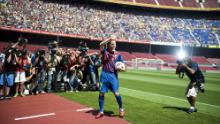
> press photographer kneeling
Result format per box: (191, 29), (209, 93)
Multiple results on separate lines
(176, 57), (205, 114)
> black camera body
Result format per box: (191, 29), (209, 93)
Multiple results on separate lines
(39, 50), (46, 55)
(36, 49), (46, 57)
(6, 47), (17, 54)
(18, 38), (28, 46)
(50, 49), (57, 55)
(78, 41), (88, 56)
(48, 41), (61, 49)
(78, 47), (89, 57)
(196, 82), (205, 93)
(176, 60), (183, 65)
(16, 50), (23, 57)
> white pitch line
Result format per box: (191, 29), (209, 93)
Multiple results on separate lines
(121, 87), (220, 109)
(76, 107), (94, 112)
(15, 113), (55, 121)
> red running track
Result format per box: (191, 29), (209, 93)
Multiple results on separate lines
(0, 94), (130, 124)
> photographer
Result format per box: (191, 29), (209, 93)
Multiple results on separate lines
(0, 45), (18, 97)
(13, 49), (30, 97)
(69, 50), (83, 92)
(176, 57), (205, 114)
(1, 40), (24, 97)
(0, 51), (6, 98)
(77, 41), (91, 90)
(47, 48), (60, 93)
(57, 49), (73, 92)
(33, 49), (47, 94)
(84, 52), (101, 90)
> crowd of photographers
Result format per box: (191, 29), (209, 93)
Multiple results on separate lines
(0, 38), (101, 98)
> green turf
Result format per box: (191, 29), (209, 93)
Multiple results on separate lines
(57, 69), (220, 124)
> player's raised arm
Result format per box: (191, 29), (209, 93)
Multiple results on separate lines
(99, 38), (110, 51)
(100, 35), (116, 51)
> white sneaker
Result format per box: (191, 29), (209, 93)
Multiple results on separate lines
(41, 91), (45, 94)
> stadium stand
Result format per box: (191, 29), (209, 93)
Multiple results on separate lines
(204, 0), (220, 8)
(207, 58), (220, 65)
(158, 0), (179, 6)
(120, 51), (136, 61)
(0, 0), (219, 47)
(0, 0), (219, 71)
(1, 41), (219, 71)
(199, 66), (217, 71)
(97, 0), (220, 9)
(181, 0), (199, 8)
(136, 0), (156, 4)
(156, 54), (177, 63)
(132, 52), (157, 59)
(193, 29), (219, 45)
(191, 56), (211, 64)
(170, 28), (195, 45)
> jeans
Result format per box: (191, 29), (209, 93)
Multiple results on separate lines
(37, 71), (46, 92)
(47, 69), (56, 92)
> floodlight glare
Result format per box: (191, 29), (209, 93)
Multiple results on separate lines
(177, 50), (186, 60)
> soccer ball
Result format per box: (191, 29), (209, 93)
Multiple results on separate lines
(115, 61), (125, 71)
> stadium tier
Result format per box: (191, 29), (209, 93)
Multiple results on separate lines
(158, 0), (179, 6)
(207, 58), (220, 65)
(0, 0), (220, 47)
(204, 0), (220, 8)
(119, 51), (136, 61)
(1, 38), (220, 72)
(135, 0), (155, 4)
(132, 52), (157, 59)
(181, 0), (199, 8)
(0, 41), (48, 52)
(199, 66), (218, 71)
(156, 54), (177, 63)
(191, 56), (211, 64)
(97, 0), (220, 9)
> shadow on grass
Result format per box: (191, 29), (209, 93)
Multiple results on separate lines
(86, 109), (118, 117)
(163, 106), (189, 113)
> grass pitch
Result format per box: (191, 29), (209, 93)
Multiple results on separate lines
(58, 69), (220, 124)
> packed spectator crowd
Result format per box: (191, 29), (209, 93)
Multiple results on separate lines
(0, 37), (101, 98)
(0, 0), (219, 45)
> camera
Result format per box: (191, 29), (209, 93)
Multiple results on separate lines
(6, 47), (16, 54)
(15, 50), (23, 57)
(18, 38), (28, 46)
(196, 82), (205, 93)
(21, 49), (28, 56)
(39, 50), (45, 55)
(51, 49), (57, 55)
(48, 41), (61, 49)
(78, 41), (88, 56)
(75, 65), (83, 70)
(176, 60), (183, 65)
(36, 49), (46, 57)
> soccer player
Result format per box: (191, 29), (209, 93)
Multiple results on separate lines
(176, 57), (205, 114)
(95, 36), (125, 119)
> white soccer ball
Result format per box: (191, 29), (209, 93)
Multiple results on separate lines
(115, 61), (125, 71)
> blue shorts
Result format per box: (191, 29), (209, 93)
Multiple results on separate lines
(100, 71), (119, 93)
(0, 72), (14, 86)
(0, 73), (3, 85)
